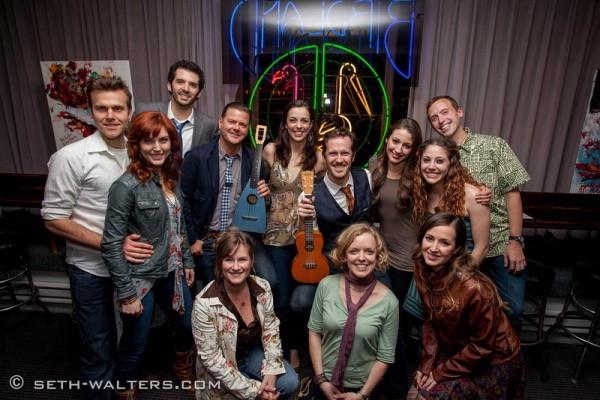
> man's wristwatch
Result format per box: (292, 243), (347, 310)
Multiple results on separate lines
(509, 235), (525, 244)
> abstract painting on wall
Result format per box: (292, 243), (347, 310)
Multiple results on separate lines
(571, 70), (600, 194)
(40, 60), (134, 150)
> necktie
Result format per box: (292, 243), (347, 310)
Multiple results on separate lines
(220, 154), (236, 232)
(340, 184), (354, 215)
(171, 119), (189, 156)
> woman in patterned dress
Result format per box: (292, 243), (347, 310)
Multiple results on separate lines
(262, 100), (326, 371)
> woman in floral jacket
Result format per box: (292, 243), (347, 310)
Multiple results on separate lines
(192, 228), (299, 400)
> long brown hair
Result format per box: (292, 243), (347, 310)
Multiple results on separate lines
(412, 137), (480, 225)
(126, 111), (182, 192)
(274, 100), (319, 170)
(371, 118), (422, 209)
(412, 212), (505, 312)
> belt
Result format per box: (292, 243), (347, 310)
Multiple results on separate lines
(204, 231), (221, 239)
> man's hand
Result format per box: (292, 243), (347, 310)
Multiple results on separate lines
(190, 239), (204, 256)
(257, 180), (271, 198)
(185, 269), (195, 287)
(123, 234), (154, 264)
(504, 241), (527, 274)
(475, 186), (492, 205)
(298, 196), (316, 219)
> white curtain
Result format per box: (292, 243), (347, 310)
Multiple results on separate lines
(410, 0), (600, 193)
(0, 0), (224, 174)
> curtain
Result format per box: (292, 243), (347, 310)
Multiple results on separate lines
(410, 0), (600, 193)
(0, 0), (224, 174)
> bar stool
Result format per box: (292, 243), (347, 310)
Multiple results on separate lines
(520, 258), (555, 382)
(551, 260), (600, 383)
(0, 231), (49, 314)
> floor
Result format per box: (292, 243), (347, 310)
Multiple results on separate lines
(0, 310), (599, 399)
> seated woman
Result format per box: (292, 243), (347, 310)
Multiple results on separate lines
(101, 111), (196, 398)
(308, 223), (399, 400)
(411, 212), (524, 399)
(192, 228), (299, 400)
(413, 137), (490, 266)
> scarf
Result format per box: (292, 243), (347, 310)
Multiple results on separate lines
(329, 271), (377, 392)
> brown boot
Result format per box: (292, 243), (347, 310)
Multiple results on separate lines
(115, 384), (137, 400)
(174, 347), (196, 394)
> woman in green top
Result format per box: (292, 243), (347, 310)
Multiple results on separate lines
(308, 223), (399, 400)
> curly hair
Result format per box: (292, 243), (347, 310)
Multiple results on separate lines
(274, 100), (319, 170)
(329, 222), (389, 272)
(371, 118), (423, 209)
(412, 212), (506, 313)
(412, 137), (480, 225)
(167, 60), (205, 91)
(213, 228), (255, 282)
(126, 111), (182, 192)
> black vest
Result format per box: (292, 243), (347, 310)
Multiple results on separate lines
(313, 169), (374, 255)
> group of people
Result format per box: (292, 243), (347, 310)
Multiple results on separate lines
(41, 58), (530, 400)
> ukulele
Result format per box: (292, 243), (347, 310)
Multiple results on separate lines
(291, 171), (329, 284)
(231, 125), (267, 234)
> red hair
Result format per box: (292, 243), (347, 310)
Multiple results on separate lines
(126, 111), (182, 192)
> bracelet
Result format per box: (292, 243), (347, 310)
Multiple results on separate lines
(313, 373), (328, 386)
(121, 295), (137, 305)
(358, 390), (371, 400)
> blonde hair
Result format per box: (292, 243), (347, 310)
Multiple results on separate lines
(329, 222), (389, 272)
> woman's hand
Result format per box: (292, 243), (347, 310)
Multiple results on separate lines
(121, 298), (143, 317)
(414, 370), (429, 389)
(257, 374), (279, 400)
(319, 382), (341, 400)
(422, 374), (438, 391)
(185, 269), (195, 287)
(332, 391), (362, 400)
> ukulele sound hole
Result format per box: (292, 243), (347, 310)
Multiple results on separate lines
(247, 194), (258, 205)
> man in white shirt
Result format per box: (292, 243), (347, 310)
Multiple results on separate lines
(135, 60), (218, 156)
(42, 76), (142, 399)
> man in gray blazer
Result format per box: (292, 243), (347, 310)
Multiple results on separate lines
(135, 60), (218, 156)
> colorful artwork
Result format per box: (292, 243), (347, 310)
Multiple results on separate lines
(571, 70), (600, 193)
(40, 60), (134, 149)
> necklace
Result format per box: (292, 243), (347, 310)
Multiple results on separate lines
(228, 290), (248, 307)
(349, 285), (368, 293)
(164, 194), (180, 233)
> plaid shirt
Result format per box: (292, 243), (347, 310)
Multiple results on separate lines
(459, 128), (530, 257)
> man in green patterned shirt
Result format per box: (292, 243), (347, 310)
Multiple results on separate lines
(426, 95), (531, 333)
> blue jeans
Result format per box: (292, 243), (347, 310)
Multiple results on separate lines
(383, 268), (412, 399)
(69, 264), (116, 400)
(237, 339), (300, 400)
(196, 235), (278, 289)
(264, 244), (299, 352)
(115, 271), (194, 384)
(290, 258), (392, 314)
(481, 255), (526, 333)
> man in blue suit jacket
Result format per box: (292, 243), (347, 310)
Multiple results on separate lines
(135, 60), (218, 156)
(180, 102), (277, 289)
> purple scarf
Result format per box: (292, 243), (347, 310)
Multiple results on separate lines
(329, 271), (377, 392)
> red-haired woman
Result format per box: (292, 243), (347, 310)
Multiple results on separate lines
(102, 111), (196, 398)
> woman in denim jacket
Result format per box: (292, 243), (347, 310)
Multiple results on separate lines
(102, 111), (196, 399)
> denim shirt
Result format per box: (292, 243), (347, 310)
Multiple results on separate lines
(101, 172), (194, 300)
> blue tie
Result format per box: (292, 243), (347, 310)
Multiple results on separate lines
(171, 119), (189, 156)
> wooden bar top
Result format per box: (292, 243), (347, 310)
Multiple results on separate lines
(521, 191), (600, 230)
